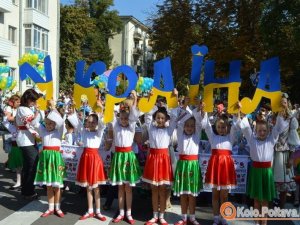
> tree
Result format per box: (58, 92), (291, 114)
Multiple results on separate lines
(150, 0), (204, 95)
(150, 0), (300, 102)
(60, 1), (122, 91)
(260, 0), (300, 102)
(60, 5), (95, 91)
(76, 0), (122, 67)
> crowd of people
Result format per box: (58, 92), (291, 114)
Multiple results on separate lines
(1, 88), (300, 225)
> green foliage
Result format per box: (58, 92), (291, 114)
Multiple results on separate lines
(60, 1), (122, 91)
(150, 0), (300, 102)
(60, 5), (95, 91)
(260, 0), (300, 103)
(151, 0), (204, 96)
(83, 0), (122, 66)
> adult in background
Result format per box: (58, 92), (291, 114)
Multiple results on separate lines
(16, 89), (40, 200)
(273, 94), (297, 208)
(3, 95), (22, 189)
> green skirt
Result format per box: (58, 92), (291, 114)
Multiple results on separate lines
(34, 150), (66, 188)
(8, 146), (23, 169)
(109, 151), (142, 186)
(247, 166), (275, 202)
(173, 159), (203, 196)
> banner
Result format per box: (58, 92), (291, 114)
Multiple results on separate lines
(61, 144), (111, 182)
(61, 145), (83, 182)
(20, 45), (283, 122)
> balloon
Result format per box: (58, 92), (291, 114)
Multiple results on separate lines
(38, 64), (44, 71)
(4, 66), (9, 73)
(31, 54), (39, 65)
(38, 52), (44, 60)
(98, 82), (105, 89)
(30, 49), (36, 54)
(9, 80), (17, 90)
(0, 77), (6, 89)
(6, 76), (12, 89)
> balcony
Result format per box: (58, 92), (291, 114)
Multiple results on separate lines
(133, 47), (143, 56)
(24, 8), (49, 29)
(133, 31), (142, 40)
(0, 36), (12, 57)
(0, 0), (13, 13)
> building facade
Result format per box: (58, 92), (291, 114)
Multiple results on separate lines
(0, 0), (60, 97)
(108, 15), (154, 76)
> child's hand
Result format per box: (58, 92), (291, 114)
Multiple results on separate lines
(47, 100), (55, 110)
(96, 99), (104, 108)
(237, 101), (242, 110)
(172, 88), (178, 97)
(131, 90), (137, 97)
(198, 101), (205, 113)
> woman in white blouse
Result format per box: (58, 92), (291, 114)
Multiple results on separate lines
(16, 89), (41, 200)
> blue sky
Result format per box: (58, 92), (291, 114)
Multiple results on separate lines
(60, 0), (162, 23)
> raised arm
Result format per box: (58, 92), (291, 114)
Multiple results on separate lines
(193, 101), (213, 142)
(167, 88), (179, 135)
(176, 106), (191, 134)
(270, 114), (289, 143)
(128, 90), (140, 132)
(236, 102), (253, 143)
(229, 115), (240, 143)
(97, 113), (106, 139)
(144, 105), (157, 131)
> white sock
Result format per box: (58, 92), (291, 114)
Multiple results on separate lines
(126, 210), (131, 216)
(15, 172), (21, 186)
(55, 203), (60, 210)
(49, 203), (54, 211)
(153, 211), (158, 219)
(120, 209), (125, 216)
(189, 214), (195, 221)
(182, 214), (187, 221)
(88, 208), (93, 214)
(96, 208), (101, 214)
(159, 213), (164, 219)
(127, 210), (133, 220)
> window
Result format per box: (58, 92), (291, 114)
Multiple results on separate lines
(26, 77), (33, 86)
(26, 0), (32, 8)
(24, 24), (48, 55)
(0, 12), (4, 24)
(26, 0), (48, 15)
(12, 0), (18, 5)
(8, 26), (17, 44)
(10, 68), (16, 79)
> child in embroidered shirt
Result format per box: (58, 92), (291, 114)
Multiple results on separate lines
(33, 100), (65, 218)
(194, 101), (237, 225)
(237, 102), (288, 225)
(142, 89), (178, 225)
(70, 100), (107, 221)
(173, 97), (203, 225)
(109, 90), (141, 224)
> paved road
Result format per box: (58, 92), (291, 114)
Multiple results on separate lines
(0, 137), (299, 225)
